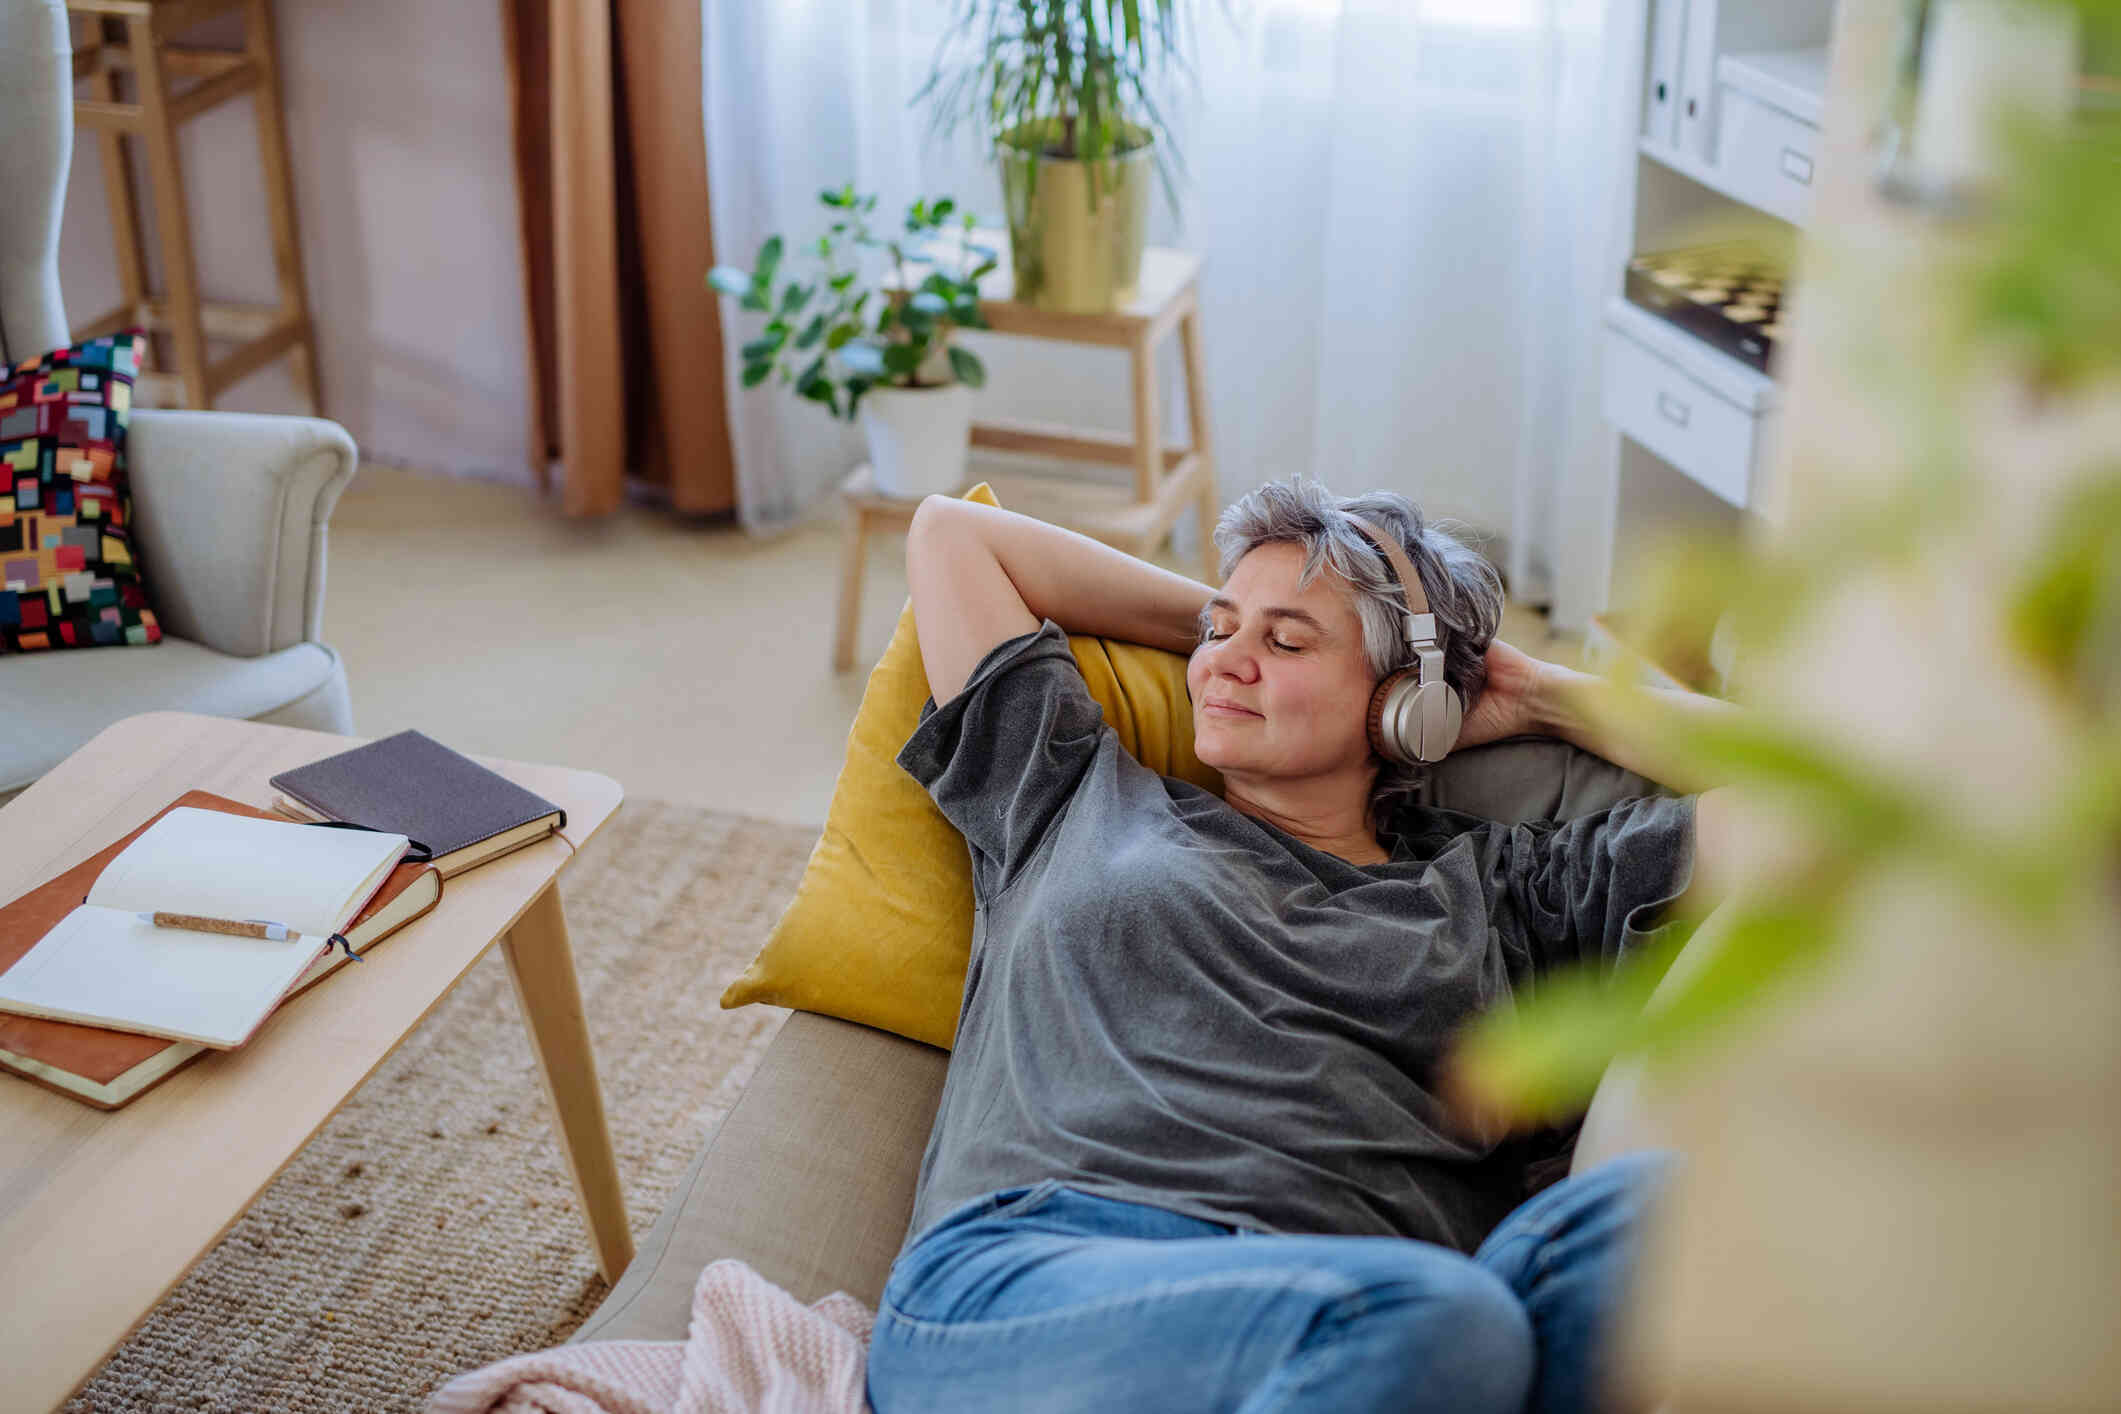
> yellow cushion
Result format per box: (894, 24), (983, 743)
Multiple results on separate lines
(719, 482), (1221, 1049)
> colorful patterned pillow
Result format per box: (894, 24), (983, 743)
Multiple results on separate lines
(0, 331), (162, 653)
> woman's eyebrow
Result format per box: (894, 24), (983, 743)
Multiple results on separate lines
(1203, 597), (1330, 633)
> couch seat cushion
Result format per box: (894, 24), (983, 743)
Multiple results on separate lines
(0, 636), (342, 788)
(572, 1011), (951, 1343)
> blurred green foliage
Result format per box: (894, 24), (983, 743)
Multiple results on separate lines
(1454, 0), (2121, 1125)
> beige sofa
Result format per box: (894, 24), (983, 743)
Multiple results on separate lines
(572, 733), (1691, 1341)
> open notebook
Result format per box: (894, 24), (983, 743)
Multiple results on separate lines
(0, 807), (408, 1048)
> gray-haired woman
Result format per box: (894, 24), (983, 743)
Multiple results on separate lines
(866, 477), (1737, 1414)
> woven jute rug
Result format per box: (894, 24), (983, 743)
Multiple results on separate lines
(66, 800), (815, 1413)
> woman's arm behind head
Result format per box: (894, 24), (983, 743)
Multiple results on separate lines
(905, 495), (1042, 705)
(906, 495), (1214, 705)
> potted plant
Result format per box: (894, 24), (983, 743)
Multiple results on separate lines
(917, 1), (1197, 313)
(708, 185), (995, 499)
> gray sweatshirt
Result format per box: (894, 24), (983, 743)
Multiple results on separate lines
(896, 622), (1695, 1256)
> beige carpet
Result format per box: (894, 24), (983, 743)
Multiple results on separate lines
(66, 801), (813, 1414)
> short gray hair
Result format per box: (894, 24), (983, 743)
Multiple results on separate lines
(1211, 478), (1506, 834)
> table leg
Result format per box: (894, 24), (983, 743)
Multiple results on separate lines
(500, 880), (634, 1282)
(834, 507), (868, 672)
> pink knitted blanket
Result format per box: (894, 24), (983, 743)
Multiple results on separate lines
(425, 1260), (874, 1414)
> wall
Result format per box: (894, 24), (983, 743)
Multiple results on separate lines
(56, 0), (536, 483)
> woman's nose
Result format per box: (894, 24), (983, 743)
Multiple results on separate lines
(1204, 637), (1261, 681)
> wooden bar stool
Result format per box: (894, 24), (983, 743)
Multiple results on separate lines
(836, 229), (1219, 671)
(63, 0), (320, 413)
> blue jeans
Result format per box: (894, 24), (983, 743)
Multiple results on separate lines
(866, 1150), (1678, 1414)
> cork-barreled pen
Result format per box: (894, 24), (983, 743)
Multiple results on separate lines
(135, 913), (300, 941)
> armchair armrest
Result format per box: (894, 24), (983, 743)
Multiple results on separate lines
(126, 410), (358, 657)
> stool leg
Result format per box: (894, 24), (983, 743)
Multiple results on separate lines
(1193, 471), (1221, 584)
(86, 18), (149, 328)
(1129, 328), (1162, 507)
(834, 509), (869, 673)
(127, 13), (209, 409)
(1178, 305), (1219, 583)
(245, 0), (322, 416)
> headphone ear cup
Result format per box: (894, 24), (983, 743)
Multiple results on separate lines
(1370, 668), (1466, 765)
(1421, 680), (1465, 762)
(1367, 669), (1417, 765)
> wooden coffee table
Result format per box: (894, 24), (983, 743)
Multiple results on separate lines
(0, 712), (630, 1412)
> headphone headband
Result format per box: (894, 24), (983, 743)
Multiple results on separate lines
(1341, 514), (1432, 631)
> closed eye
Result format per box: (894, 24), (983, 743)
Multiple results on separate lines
(1200, 627), (1303, 652)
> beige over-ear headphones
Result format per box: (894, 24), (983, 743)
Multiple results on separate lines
(1342, 513), (1463, 766)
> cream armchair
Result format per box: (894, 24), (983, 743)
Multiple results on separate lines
(0, 0), (356, 803)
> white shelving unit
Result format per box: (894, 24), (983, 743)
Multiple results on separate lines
(1548, 0), (1840, 632)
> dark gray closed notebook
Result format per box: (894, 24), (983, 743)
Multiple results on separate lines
(269, 730), (566, 879)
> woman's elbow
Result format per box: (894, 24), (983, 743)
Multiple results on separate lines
(906, 494), (987, 630)
(909, 492), (968, 536)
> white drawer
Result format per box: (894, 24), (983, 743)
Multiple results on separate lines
(1601, 318), (1767, 509)
(1714, 50), (1826, 226)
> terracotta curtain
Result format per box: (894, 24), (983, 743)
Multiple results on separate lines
(502, 0), (735, 516)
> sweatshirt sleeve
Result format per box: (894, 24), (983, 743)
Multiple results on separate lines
(1483, 792), (1698, 980)
(897, 620), (1110, 898)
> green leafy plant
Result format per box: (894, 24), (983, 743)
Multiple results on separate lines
(707, 185), (995, 421)
(1966, 107), (2121, 391)
(916, 0), (1207, 211)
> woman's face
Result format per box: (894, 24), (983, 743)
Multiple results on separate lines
(1187, 541), (1378, 783)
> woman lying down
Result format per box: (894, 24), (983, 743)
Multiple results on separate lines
(864, 477), (1737, 1414)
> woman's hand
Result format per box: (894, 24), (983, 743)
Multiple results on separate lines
(1453, 638), (1548, 751)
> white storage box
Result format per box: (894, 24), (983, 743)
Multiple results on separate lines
(1601, 297), (1780, 510)
(1714, 47), (1829, 226)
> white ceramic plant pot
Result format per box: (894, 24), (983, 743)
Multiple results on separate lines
(858, 381), (973, 500)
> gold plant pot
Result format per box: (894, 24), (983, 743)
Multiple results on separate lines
(997, 119), (1152, 313)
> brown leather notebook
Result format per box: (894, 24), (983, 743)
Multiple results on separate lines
(0, 791), (442, 1109)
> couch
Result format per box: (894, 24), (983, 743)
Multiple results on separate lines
(0, 0), (358, 807)
(571, 733), (1695, 1342)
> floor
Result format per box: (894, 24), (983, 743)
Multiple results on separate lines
(326, 464), (1580, 826)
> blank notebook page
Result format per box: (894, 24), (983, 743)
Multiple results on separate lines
(0, 808), (407, 1048)
(87, 806), (405, 937)
(1, 911), (330, 1048)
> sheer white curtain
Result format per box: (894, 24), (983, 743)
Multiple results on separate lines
(703, 0), (1611, 604)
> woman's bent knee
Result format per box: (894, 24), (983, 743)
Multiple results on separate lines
(1279, 1262), (1534, 1414)
(1399, 1264), (1535, 1413)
